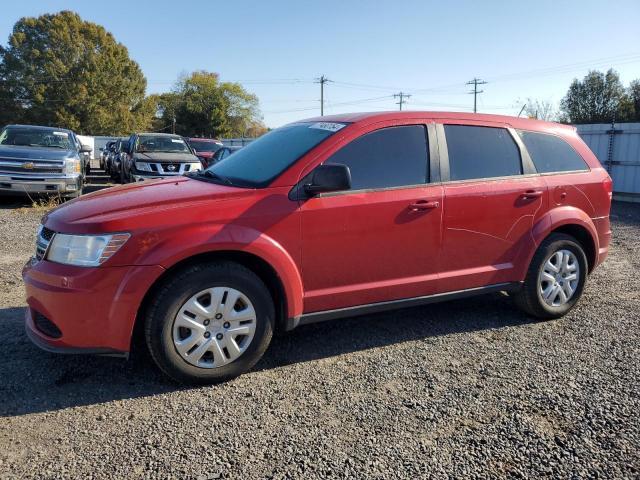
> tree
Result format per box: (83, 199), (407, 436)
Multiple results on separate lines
(522, 98), (558, 121)
(629, 80), (640, 122)
(560, 69), (634, 124)
(157, 71), (266, 138)
(0, 11), (152, 134)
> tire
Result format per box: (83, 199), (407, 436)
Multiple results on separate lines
(514, 233), (588, 319)
(119, 163), (127, 184)
(145, 261), (275, 385)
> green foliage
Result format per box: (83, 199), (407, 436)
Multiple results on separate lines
(560, 69), (636, 124)
(157, 71), (266, 138)
(0, 11), (151, 134)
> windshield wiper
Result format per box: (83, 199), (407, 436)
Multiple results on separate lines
(188, 170), (234, 186)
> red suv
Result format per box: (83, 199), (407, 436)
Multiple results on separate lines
(23, 112), (612, 384)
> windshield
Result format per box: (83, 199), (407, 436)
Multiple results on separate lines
(189, 141), (222, 153)
(136, 135), (190, 153)
(206, 122), (347, 187)
(0, 127), (73, 149)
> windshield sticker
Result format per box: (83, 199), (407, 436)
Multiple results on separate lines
(171, 139), (184, 143)
(308, 122), (346, 132)
(52, 131), (69, 137)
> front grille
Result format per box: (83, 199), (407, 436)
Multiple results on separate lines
(0, 164), (63, 174)
(160, 163), (181, 173)
(33, 311), (62, 338)
(35, 226), (55, 261)
(41, 226), (55, 241)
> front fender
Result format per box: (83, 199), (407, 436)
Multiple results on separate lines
(133, 223), (304, 320)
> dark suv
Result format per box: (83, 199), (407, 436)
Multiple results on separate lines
(122, 133), (202, 182)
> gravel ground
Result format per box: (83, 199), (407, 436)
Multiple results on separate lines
(0, 198), (638, 479)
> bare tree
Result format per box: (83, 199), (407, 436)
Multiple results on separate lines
(523, 98), (558, 121)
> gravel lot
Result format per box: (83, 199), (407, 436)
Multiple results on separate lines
(0, 197), (638, 479)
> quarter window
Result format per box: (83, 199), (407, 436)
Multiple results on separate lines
(444, 125), (522, 181)
(518, 130), (588, 173)
(325, 125), (429, 190)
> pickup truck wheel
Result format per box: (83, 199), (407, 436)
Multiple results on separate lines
(514, 233), (588, 319)
(145, 261), (274, 385)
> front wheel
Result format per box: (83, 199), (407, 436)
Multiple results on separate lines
(145, 262), (274, 384)
(514, 233), (588, 319)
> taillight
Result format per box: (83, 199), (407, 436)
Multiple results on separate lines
(603, 176), (613, 200)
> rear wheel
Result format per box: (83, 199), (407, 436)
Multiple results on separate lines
(145, 261), (274, 384)
(514, 233), (588, 319)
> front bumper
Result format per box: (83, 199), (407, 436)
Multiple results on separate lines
(0, 173), (82, 195)
(23, 258), (164, 354)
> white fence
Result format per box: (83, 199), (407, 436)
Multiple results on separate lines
(577, 123), (640, 202)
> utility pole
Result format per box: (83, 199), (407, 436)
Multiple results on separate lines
(393, 92), (411, 111)
(517, 104), (527, 117)
(466, 78), (487, 113)
(172, 116), (176, 134)
(315, 75), (331, 116)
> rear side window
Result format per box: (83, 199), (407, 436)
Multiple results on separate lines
(325, 125), (428, 190)
(518, 130), (589, 173)
(444, 125), (522, 181)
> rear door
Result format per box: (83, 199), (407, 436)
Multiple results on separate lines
(299, 121), (443, 313)
(437, 121), (548, 292)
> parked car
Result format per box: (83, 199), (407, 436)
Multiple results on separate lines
(0, 124), (89, 198)
(100, 141), (115, 170)
(23, 112), (612, 384)
(187, 138), (223, 168)
(76, 135), (94, 175)
(113, 138), (132, 184)
(105, 138), (125, 178)
(209, 145), (242, 165)
(121, 133), (202, 182)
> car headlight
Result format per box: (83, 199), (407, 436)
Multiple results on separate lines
(47, 233), (130, 267)
(188, 162), (202, 172)
(135, 161), (152, 172)
(64, 158), (81, 174)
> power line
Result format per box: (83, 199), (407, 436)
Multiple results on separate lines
(393, 92), (411, 111)
(466, 78), (487, 113)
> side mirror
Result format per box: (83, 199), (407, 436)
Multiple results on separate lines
(80, 144), (92, 153)
(304, 164), (351, 195)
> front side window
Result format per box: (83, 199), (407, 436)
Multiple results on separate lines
(208, 122), (346, 187)
(325, 125), (429, 190)
(518, 130), (589, 173)
(444, 125), (521, 181)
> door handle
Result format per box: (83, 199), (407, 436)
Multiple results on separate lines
(520, 190), (543, 200)
(408, 200), (440, 211)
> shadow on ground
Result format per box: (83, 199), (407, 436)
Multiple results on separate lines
(0, 293), (534, 417)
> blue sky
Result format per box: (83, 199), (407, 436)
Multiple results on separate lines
(2, 0), (640, 128)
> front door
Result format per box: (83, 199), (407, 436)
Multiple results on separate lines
(299, 122), (443, 313)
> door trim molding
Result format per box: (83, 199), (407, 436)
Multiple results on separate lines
(285, 281), (521, 330)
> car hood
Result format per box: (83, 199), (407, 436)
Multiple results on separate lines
(0, 145), (76, 161)
(43, 176), (254, 233)
(133, 152), (199, 163)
